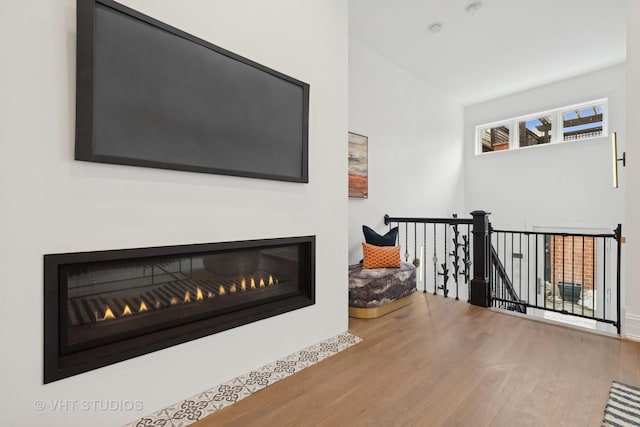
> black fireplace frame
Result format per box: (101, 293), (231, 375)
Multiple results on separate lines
(44, 236), (315, 384)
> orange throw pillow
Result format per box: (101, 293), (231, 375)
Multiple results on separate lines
(362, 242), (401, 269)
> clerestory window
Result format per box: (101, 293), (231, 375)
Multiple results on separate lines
(476, 99), (607, 155)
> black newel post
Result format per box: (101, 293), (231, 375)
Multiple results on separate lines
(470, 210), (491, 307)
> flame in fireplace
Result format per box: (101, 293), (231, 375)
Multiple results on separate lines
(89, 271), (283, 324)
(96, 306), (116, 322)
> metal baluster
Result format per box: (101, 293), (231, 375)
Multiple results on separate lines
(495, 232), (499, 307)
(413, 222), (418, 268)
(500, 238), (504, 307)
(503, 232), (506, 291)
(535, 234), (538, 308)
(592, 236), (595, 319)
(603, 237), (607, 321)
(433, 224), (437, 295)
(571, 236), (575, 314)
(582, 236), (585, 317)
(454, 223), (460, 300)
(438, 224), (449, 297)
(423, 223), (427, 293)
(526, 233), (530, 306)
(449, 215), (460, 300)
(518, 233), (522, 301)
(496, 234), (500, 308)
(562, 236), (565, 313)
(511, 232), (514, 297)
(616, 225), (622, 334)
(500, 232), (504, 304)
(412, 222), (421, 289)
(404, 223), (409, 262)
(444, 224), (449, 297)
(466, 224), (471, 302)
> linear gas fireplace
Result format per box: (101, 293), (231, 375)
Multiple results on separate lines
(44, 236), (315, 383)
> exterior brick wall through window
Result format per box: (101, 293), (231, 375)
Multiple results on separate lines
(549, 235), (595, 291)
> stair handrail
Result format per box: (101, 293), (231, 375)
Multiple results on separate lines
(490, 245), (527, 313)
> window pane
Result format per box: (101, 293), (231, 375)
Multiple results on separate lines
(481, 125), (510, 152)
(518, 116), (552, 147)
(563, 104), (604, 141)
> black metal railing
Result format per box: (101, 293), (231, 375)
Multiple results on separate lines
(384, 211), (622, 334)
(384, 214), (473, 301)
(489, 225), (622, 334)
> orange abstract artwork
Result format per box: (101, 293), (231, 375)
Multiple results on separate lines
(348, 132), (368, 198)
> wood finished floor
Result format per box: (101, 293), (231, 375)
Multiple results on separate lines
(193, 292), (640, 427)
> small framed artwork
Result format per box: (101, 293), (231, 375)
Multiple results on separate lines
(348, 132), (368, 198)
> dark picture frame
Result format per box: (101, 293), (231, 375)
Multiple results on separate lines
(76, 0), (310, 183)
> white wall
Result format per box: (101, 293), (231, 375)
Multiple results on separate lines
(0, 1), (348, 426)
(624, 1), (640, 339)
(464, 64), (627, 334)
(464, 64), (626, 231)
(348, 37), (464, 265)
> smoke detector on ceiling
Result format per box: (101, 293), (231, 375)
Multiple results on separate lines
(466, 2), (482, 15)
(428, 22), (443, 33)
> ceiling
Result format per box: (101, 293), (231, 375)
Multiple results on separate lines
(349, 0), (627, 106)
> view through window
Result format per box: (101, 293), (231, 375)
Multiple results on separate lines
(477, 99), (607, 154)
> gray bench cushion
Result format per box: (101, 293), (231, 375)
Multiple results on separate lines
(348, 262), (416, 308)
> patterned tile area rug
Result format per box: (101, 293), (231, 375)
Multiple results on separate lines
(603, 381), (640, 426)
(124, 332), (362, 427)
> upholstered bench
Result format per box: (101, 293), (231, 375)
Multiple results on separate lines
(348, 261), (417, 319)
